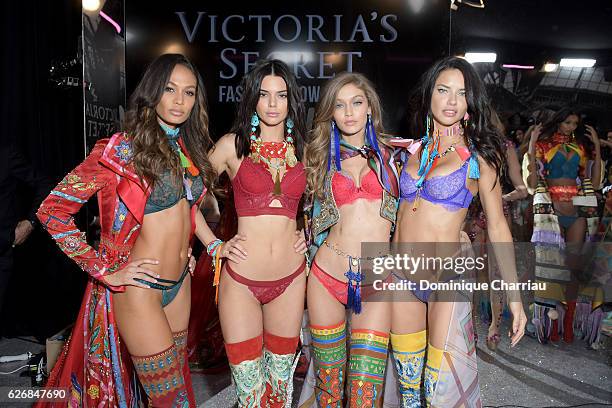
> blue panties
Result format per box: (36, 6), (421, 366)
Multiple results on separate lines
(135, 265), (189, 307)
(558, 215), (579, 229)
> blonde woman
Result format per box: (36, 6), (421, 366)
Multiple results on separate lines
(305, 72), (400, 407)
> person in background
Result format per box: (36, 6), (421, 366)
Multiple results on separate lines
(0, 141), (52, 335)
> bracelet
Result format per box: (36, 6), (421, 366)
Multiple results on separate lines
(213, 243), (224, 303)
(206, 238), (224, 257)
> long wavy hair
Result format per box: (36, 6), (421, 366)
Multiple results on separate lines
(231, 59), (306, 160)
(540, 107), (587, 141)
(305, 72), (387, 198)
(123, 53), (216, 190)
(409, 56), (506, 183)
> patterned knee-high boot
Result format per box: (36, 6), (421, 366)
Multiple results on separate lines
(424, 343), (445, 407)
(262, 331), (300, 407)
(390, 330), (426, 408)
(132, 344), (190, 407)
(173, 330), (196, 407)
(347, 329), (389, 408)
(225, 335), (266, 407)
(309, 321), (347, 408)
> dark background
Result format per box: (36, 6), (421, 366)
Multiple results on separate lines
(1, 1), (86, 338)
(1, 0), (611, 337)
(125, 0), (449, 138)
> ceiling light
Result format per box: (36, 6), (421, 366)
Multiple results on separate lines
(82, 0), (101, 12)
(464, 52), (496, 63)
(502, 64), (535, 70)
(559, 58), (596, 68)
(543, 63), (559, 72)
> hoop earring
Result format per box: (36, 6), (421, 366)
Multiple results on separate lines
(462, 112), (470, 129)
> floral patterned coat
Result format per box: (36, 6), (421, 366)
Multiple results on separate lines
(35, 132), (205, 407)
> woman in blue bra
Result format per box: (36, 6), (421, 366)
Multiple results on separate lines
(36, 54), (224, 406)
(526, 108), (602, 344)
(389, 57), (527, 407)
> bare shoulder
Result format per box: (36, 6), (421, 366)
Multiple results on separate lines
(211, 133), (237, 156)
(477, 156), (496, 174)
(476, 156), (501, 193)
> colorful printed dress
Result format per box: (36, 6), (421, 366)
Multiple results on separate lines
(35, 132), (205, 407)
(529, 136), (604, 345)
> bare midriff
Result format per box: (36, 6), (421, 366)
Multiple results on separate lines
(130, 199), (192, 281)
(315, 199), (392, 282)
(395, 200), (468, 244)
(230, 214), (304, 280)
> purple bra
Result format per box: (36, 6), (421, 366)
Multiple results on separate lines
(400, 160), (473, 212)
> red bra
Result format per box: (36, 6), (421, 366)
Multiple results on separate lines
(232, 156), (306, 218)
(332, 169), (382, 207)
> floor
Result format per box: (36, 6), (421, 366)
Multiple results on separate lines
(0, 316), (610, 408)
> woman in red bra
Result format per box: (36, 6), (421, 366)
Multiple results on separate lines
(303, 72), (400, 407)
(207, 59), (308, 407)
(391, 57), (527, 407)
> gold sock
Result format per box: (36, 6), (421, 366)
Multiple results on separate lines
(424, 342), (445, 407)
(390, 330), (426, 408)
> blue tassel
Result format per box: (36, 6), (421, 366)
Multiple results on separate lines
(416, 138), (431, 176)
(468, 154), (480, 179)
(367, 119), (391, 190)
(367, 118), (381, 154)
(328, 122), (342, 171)
(415, 137), (439, 189)
(333, 123), (342, 171)
(327, 123), (334, 171)
(345, 257), (362, 314)
(467, 139), (480, 179)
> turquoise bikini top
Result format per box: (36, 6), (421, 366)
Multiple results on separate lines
(545, 149), (581, 179)
(144, 171), (204, 214)
(144, 125), (205, 214)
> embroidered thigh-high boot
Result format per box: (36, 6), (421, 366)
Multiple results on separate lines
(423, 343), (445, 407)
(347, 329), (390, 408)
(132, 344), (190, 407)
(262, 331), (300, 407)
(173, 330), (196, 407)
(225, 335), (266, 407)
(390, 330), (426, 408)
(309, 321), (347, 408)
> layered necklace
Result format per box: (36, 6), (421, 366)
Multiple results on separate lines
(411, 123), (463, 211)
(160, 122), (199, 200)
(249, 117), (297, 196)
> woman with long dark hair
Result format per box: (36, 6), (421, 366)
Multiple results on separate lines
(526, 107), (602, 344)
(207, 59), (308, 407)
(36, 53), (218, 406)
(304, 72), (400, 407)
(391, 56), (527, 407)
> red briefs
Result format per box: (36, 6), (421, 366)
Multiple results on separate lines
(310, 259), (392, 306)
(310, 260), (348, 304)
(224, 261), (306, 304)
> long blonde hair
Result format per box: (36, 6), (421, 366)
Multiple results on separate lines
(305, 72), (385, 198)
